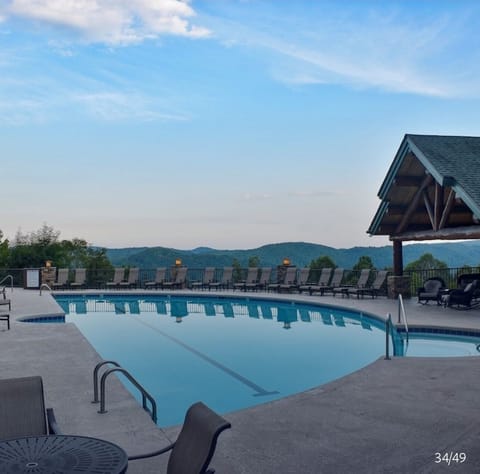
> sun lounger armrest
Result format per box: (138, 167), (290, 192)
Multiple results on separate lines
(47, 408), (61, 435)
(128, 442), (175, 461)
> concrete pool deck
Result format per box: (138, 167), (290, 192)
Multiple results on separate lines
(1, 288), (479, 473)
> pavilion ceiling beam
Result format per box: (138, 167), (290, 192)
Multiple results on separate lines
(434, 182), (444, 231)
(423, 190), (435, 230)
(395, 174), (433, 234)
(390, 225), (480, 241)
(393, 176), (424, 187)
(438, 188), (456, 230)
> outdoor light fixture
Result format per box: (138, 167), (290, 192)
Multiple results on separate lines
(282, 258), (291, 266)
(45, 260), (52, 269)
(175, 258), (182, 266)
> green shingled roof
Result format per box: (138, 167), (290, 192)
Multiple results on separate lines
(406, 134), (480, 214)
(368, 134), (480, 237)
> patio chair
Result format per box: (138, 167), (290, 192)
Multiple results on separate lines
(318, 268), (344, 296)
(69, 268), (86, 289)
(0, 376), (61, 441)
(119, 267), (139, 289)
(52, 268), (69, 290)
(417, 277), (446, 305)
(332, 269), (370, 298)
(299, 267), (333, 295)
(163, 267), (188, 290)
(106, 268), (125, 288)
(128, 401), (231, 473)
(234, 267), (258, 291)
(0, 311), (9, 330)
(191, 267), (215, 290)
(249, 267), (272, 291)
(445, 280), (479, 309)
(209, 267), (233, 290)
(0, 286), (11, 311)
(145, 268), (167, 289)
(268, 267), (297, 292)
(349, 270), (389, 299)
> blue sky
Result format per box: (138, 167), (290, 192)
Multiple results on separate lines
(2, 0), (480, 250)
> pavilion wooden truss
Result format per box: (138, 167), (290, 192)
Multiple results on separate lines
(367, 134), (480, 276)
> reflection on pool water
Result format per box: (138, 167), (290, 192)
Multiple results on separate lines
(27, 295), (480, 426)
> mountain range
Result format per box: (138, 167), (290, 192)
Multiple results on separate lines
(105, 241), (480, 269)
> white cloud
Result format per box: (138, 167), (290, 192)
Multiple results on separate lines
(3, 0), (211, 44)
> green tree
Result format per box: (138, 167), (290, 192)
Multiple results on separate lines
(0, 231), (9, 268)
(352, 255), (375, 271)
(404, 253), (447, 271)
(232, 258), (243, 283)
(309, 255), (336, 282)
(248, 256), (260, 267)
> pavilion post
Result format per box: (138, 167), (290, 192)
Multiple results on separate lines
(393, 240), (403, 276)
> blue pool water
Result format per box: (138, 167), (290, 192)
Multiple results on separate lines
(28, 294), (480, 426)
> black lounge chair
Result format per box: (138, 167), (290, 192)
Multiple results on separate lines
(128, 401), (231, 474)
(0, 286), (11, 311)
(417, 277), (446, 305)
(234, 267), (258, 291)
(320, 268), (345, 296)
(332, 269), (370, 297)
(268, 266), (297, 293)
(118, 267), (139, 289)
(249, 267), (272, 291)
(106, 267), (125, 288)
(163, 267), (188, 290)
(349, 270), (388, 299)
(445, 280), (479, 309)
(69, 268), (86, 289)
(209, 267), (233, 290)
(52, 268), (69, 290)
(280, 268), (309, 293)
(0, 376), (61, 441)
(299, 267), (332, 295)
(145, 267), (167, 289)
(191, 267), (215, 290)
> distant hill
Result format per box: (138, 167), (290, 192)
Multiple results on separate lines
(105, 241), (480, 269)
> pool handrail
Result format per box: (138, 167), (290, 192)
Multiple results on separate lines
(94, 362), (157, 424)
(397, 293), (409, 343)
(0, 275), (14, 292)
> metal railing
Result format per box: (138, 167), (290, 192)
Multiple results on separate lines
(0, 274), (14, 292)
(39, 283), (52, 295)
(92, 361), (157, 423)
(397, 294), (409, 343)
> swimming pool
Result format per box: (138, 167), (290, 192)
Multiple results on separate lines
(26, 294), (480, 426)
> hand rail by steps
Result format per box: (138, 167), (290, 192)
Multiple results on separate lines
(397, 293), (409, 343)
(92, 361), (157, 423)
(39, 283), (52, 295)
(0, 275), (13, 292)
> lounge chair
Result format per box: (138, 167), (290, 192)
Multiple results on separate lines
(417, 277), (446, 305)
(332, 269), (370, 297)
(119, 267), (139, 289)
(163, 267), (188, 290)
(145, 268), (167, 289)
(209, 267), (233, 290)
(245, 267), (271, 292)
(69, 268), (86, 289)
(0, 311), (9, 330)
(320, 268), (345, 295)
(52, 268), (69, 290)
(106, 268), (126, 288)
(268, 266), (297, 292)
(0, 286), (11, 311)
(349, 270), (389, 299)
(128, 401), (231, 473)
(287, 268), (310, 293)
(234, 267), (258, 291)
(191, 267), (215, 290)
(445, 280), (479, 309)
(0, 376), (61, 441)
(299, 267), (333, 295)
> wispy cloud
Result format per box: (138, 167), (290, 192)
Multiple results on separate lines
(205, 2), (480, 98)
(2, 0), (211, 45)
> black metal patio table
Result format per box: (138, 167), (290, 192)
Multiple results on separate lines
(0, 434), (128, 473)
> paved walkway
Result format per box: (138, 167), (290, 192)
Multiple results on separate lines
(1, 288), (479, 473)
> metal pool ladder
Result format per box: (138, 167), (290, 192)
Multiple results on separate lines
(92, 361), (157, 423)
(397, 293), (409, 343)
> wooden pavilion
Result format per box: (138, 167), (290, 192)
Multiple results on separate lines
(367, 134), (480, 296)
